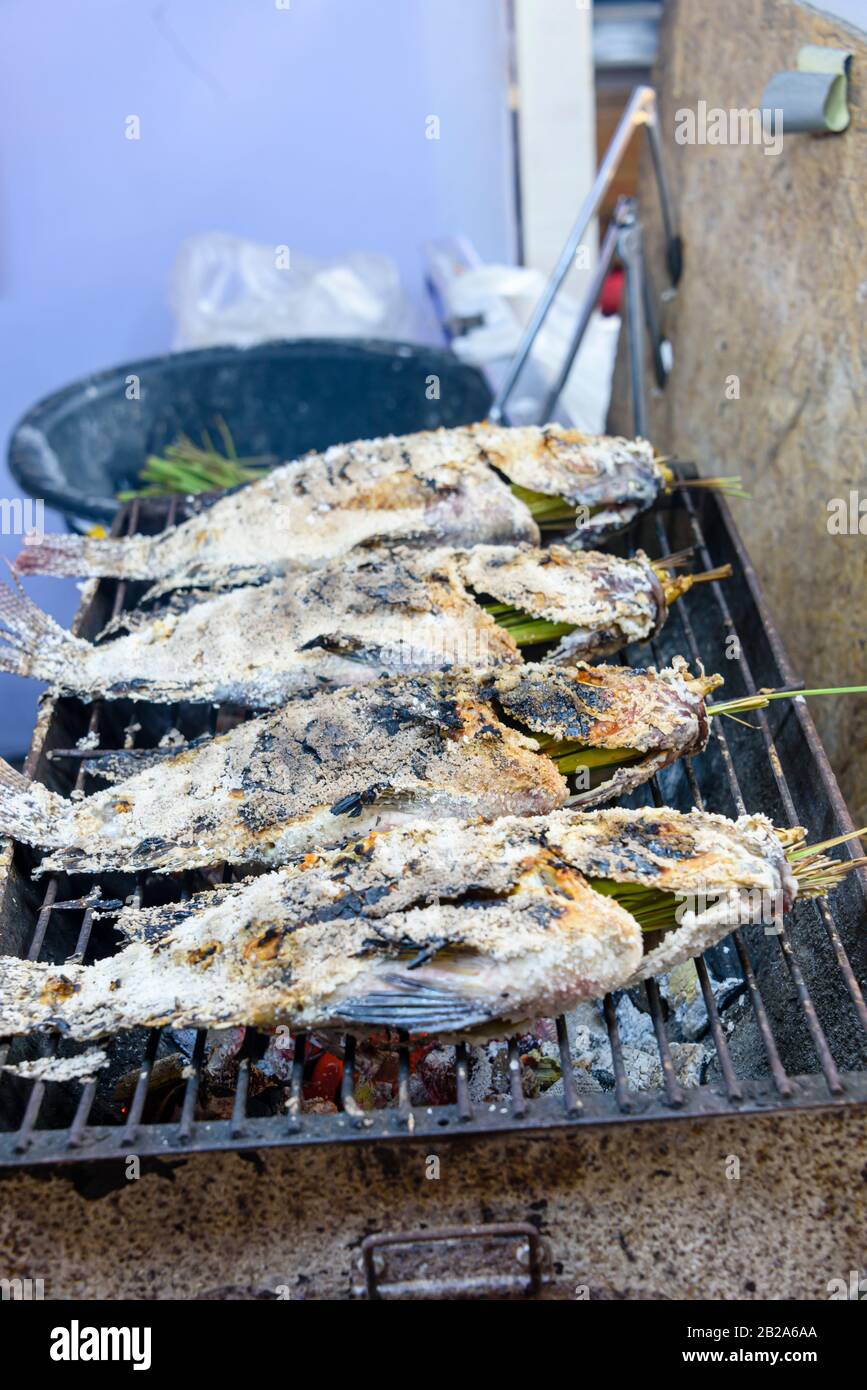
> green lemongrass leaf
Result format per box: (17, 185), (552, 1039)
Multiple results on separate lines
(586, 879), (681, 933)
(505, 620), (576, 646)
(708, 685), (867, 719)
(480, 600), (576, 648)
(119, 422), (275, 499)
(554, 746), (640, 774)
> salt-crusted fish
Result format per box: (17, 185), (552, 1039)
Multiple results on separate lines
(0, 543), (689, 704)
(15, 424), (662, 588)
(0, 820), (643, 1039)
(0, 806), (838, 1042)
(0, 657), (726, 874)
(0, 672), (567, 875)
(494, 657), (722, 805)
(0, 662), (722, 874)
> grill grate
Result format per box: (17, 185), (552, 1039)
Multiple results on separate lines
(1, 482), (865, 1167)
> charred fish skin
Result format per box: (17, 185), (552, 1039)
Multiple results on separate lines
(0, 549), (519, 704)
(0, 806), (802, 1042)
(493, 656), (722, 804)
(14, 423), (663, 585)
(14, 427), (541, 585)
(0, 661), (727, 874)
(0, 544), (672, 705)
(0, 674), (568, 876)
(0, 821), (645, 1041)
(542, 804), (798, 984)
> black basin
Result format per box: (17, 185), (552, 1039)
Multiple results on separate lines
(8, 338), (493, 526)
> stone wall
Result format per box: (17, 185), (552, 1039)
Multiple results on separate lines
(609, 0), (867, 825)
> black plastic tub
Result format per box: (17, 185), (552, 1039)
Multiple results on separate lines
(8, 338), (493, 526)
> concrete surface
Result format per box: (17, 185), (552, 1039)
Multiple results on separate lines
(609, 0), (867, 828)
(1, 1105), (864, 1299)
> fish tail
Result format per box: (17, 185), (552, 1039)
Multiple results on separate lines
(0, 760), (65, 848)
(15, 531), (153, 579)
(0, 574), (91, 682)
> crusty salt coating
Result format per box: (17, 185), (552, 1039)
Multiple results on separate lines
(495, 656), (721, 805)
(0, 673), (568, 875)
(457, 544), (667, 661)
(0, 662), (722, 873)
(0, 807), (796, 1041)
(0, 544), (671, 704)
(0, 827), (643, 1039)
(497, 427), (661, 543)
(15, 423), (663, 588)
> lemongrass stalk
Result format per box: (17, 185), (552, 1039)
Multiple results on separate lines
(585, 828), (865, 934)
(501, 620), (577, 646)
(657, 464), (750, 500)
(119, 424), (274, 499)
(708, 686), (867, 720)
(652, 563), (733, 605)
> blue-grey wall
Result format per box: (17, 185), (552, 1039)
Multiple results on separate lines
(0, 0), (516, 754)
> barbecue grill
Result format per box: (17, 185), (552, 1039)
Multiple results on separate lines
(1, 477), (865, 1170)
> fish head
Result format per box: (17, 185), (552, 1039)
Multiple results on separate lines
(485, 425), (663, 509)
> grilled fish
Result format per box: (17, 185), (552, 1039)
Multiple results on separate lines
(0, 544), (673, 704)
(0, 807), (804, 1041)
(0, 662), (718, 874)
(16, 424), (661, 588)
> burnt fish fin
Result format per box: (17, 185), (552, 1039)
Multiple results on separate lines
(15, 532), (153, 580)
(0, 571), (91, 681)
(331, 974), (492, 1033)
(79, 736), (215, 784)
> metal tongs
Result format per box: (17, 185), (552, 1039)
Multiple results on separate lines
(488, 86), (682, 437)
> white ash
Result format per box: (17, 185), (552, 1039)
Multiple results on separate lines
(660, 963), (745, 1042)
(74, 728), (100, 751)
(615, 994), (658, 1050)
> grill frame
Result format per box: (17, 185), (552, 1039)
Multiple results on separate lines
(1, 482), (865, 1168)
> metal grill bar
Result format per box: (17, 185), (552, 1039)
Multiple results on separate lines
(1, 480), (865, 1168)
(653, 505), (852, 1095)
(673, 498), (867, 1032)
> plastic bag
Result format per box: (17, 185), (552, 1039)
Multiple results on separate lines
(443, 261), (619, 435)
(169, 233), (412, 350)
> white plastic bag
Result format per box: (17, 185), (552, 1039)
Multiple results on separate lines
(444, 261), (620, 435)
(169, 233), (412, 349)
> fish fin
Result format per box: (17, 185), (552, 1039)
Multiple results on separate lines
(81, 736), (213, 784)
(139, 565), (274, 605)
(331, 973), (492, 1033)
(15, 532), (152, 580)
(0, 570), (90, 680)
(0, 760), (66, 848)
(565, 751), (669, 808)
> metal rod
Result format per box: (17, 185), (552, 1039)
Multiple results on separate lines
(620, 218), (648, 437)
(645, 113), (683, 284)
(490, 85), (659, 421)
(538, 213), (621, 422)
